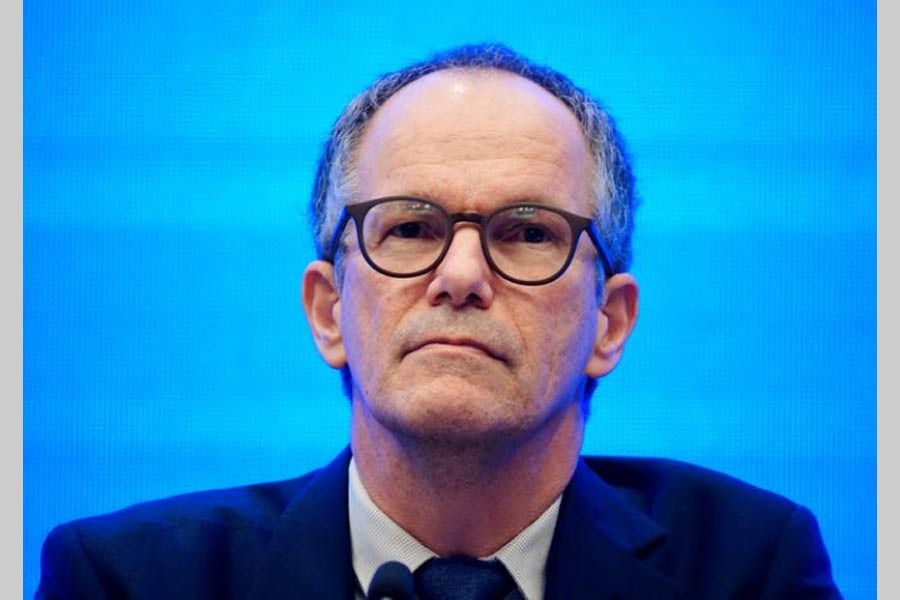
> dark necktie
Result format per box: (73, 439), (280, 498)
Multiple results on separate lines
(414, 556), (518, 600)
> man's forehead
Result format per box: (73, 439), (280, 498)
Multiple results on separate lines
(363, 68), (580, 137)
(351, 68), (594, 207)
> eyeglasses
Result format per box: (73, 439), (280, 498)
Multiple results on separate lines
(325, 197), (614, 286)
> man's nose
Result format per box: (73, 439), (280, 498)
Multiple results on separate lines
(425, 225), (495, 308)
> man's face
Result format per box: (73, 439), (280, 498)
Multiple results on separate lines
(328, 70), (612, 445)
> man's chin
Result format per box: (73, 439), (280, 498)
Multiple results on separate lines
(372, 387), (526, 441)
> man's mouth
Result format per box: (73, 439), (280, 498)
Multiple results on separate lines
(407, 337), (507, 363)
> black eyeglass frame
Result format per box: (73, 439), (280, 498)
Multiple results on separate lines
(324, 196), (615, 286)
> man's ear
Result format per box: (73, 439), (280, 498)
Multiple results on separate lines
(302, 260), (347, 369)
(585, 273), (639, 378)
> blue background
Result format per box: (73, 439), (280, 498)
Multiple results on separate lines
(24, 1), (876, 598)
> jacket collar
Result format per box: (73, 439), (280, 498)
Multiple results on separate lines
(544, 458), (679, 600)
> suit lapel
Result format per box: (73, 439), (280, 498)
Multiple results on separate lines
(246, 450), (680, 600)
(544, 459), (680, 600)
(249, 448), (357, 600)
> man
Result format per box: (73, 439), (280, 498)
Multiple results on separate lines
(37, 44), (842, 599)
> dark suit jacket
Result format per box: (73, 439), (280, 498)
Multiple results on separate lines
(36, 447), (842, 599)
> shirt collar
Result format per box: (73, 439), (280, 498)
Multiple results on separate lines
(348, 457), (561, 600)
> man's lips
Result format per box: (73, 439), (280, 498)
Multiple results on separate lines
(406, 337), (507, 362)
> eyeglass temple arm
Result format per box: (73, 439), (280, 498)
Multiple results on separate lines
(586, 224), (615, 279)
(324, 209), (352, 263)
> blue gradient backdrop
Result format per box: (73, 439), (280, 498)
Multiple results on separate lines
(24, 2), (876, 598)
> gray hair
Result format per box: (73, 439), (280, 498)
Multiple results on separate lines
(309, 42), (639, 276)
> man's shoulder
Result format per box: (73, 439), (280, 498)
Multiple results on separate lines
(42, 455), (347, 564)
(37, 458), (348, 598)
(580, 454), (799, 524)
(570, 456), (841, 598)
(69, 469), (321, 535)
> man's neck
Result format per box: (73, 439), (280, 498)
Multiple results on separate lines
(349, 402), (584, 557)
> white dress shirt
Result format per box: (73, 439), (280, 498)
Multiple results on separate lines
(348, 457), (561, 600)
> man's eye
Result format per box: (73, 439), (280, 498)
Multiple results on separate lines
(388, 222), (428, 238)
(522, 226), (549, 243)
(501, 224), (551, 244)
